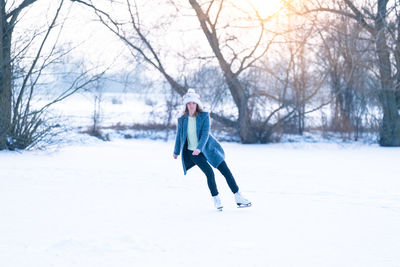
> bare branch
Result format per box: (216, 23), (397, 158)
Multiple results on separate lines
(7, 0), (37, 22)
(12, 0), (65, 125)
(209, 111), (237, 128)
(30, 69), (106, 116)
(343, 0), (375, 34)
(212, 0), (224, 27)
(72, 0), (187, 95)
(296, 1), (376, 35)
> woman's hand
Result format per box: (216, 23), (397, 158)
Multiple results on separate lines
(192, 149), (201, 156)
(173, 154), (178, 159)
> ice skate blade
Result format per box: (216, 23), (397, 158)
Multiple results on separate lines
(237, 203), (252, 208)
(216, 207), (223, 211)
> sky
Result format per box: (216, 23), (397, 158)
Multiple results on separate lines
(12, 0), (289, 77)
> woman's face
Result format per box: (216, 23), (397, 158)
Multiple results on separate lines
(187, 102), (197, 115)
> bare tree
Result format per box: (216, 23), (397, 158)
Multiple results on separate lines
(188, 0), (280, 143)
(73, 0), (328, 143)
(71, 0), (187, 95)
(0, 0), (62, 149)
(185, 0), (326, 142)
(0, 0), (104, 150)
(236, 6), (330, 142)
(316, 16), (375, 140)
(291, 0), (400, 146)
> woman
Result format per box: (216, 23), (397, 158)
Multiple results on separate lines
(173, 89), (251, 211)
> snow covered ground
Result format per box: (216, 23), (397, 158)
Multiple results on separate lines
(41, 92), (162, 128)
(1, 138), (400, 267)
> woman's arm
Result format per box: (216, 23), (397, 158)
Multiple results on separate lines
(173, 118), (181, 157)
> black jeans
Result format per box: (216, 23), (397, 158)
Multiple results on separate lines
(185, 147), (239, 197)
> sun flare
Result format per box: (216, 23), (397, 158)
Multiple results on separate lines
(234, 0), (284, 18)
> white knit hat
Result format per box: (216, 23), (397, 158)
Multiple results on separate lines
(182, 88), (203, 110)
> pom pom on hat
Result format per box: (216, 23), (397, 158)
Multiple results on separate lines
(182, 88), (202, 110)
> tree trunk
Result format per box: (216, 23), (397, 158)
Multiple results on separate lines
(0, 4), (12, 150)
(375, 0), (400, 146)
(380, 92), (400, 146)
(189, 0), (257, 143)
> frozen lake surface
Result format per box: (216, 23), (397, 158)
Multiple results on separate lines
(1, 139), (399, 266)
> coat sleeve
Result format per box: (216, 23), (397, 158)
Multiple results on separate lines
(173, 118), (181, 155)
(197, 113), (210, 152)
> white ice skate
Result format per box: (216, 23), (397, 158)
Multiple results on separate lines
(213, 195), (223, 211)
(234, 192), (252, 208)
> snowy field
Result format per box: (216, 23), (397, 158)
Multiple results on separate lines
(40, 92), (180, 128)
(1, 138), (400, 267)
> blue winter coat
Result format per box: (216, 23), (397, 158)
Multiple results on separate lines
(173, 112), (225, 174)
